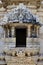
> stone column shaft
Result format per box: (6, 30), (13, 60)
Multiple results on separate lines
(12, 27), (15, 37)
(5, 28), (8, 38)
(28, 27), (30, 37)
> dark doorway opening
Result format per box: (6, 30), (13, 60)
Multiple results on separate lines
(15, 27), (27, 47)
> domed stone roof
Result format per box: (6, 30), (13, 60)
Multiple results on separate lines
(0, 3), (41, 25)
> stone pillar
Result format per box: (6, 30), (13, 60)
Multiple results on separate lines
(37, 27), (38, 37)
(26, 26), (30, 47)
(4, 29), (5, 38)
(9, 27), (12, 37)
(36, 26), (40, 38)
(0, 26), (4, 38)
(38, 27), (40, 37)
(11, 27), (15, 37)
(11, 26), (16, 47)
(27, 26), (30, 37)
(8, 29), (9, 38)
(34, 26), (37, 37)
(4, 27), (8, 38)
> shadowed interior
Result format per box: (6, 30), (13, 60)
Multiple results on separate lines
(15, 27), (27, 47)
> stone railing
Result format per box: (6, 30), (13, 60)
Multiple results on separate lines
(3, 37), (40, 52)
(4, 37), (39, 44)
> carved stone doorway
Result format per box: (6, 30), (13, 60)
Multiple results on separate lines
(15, 27), (27, 47)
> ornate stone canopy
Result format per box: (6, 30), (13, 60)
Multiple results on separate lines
(0, 3), (41, 25)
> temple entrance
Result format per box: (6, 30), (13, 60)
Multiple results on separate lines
(15, 27), (27, 47)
